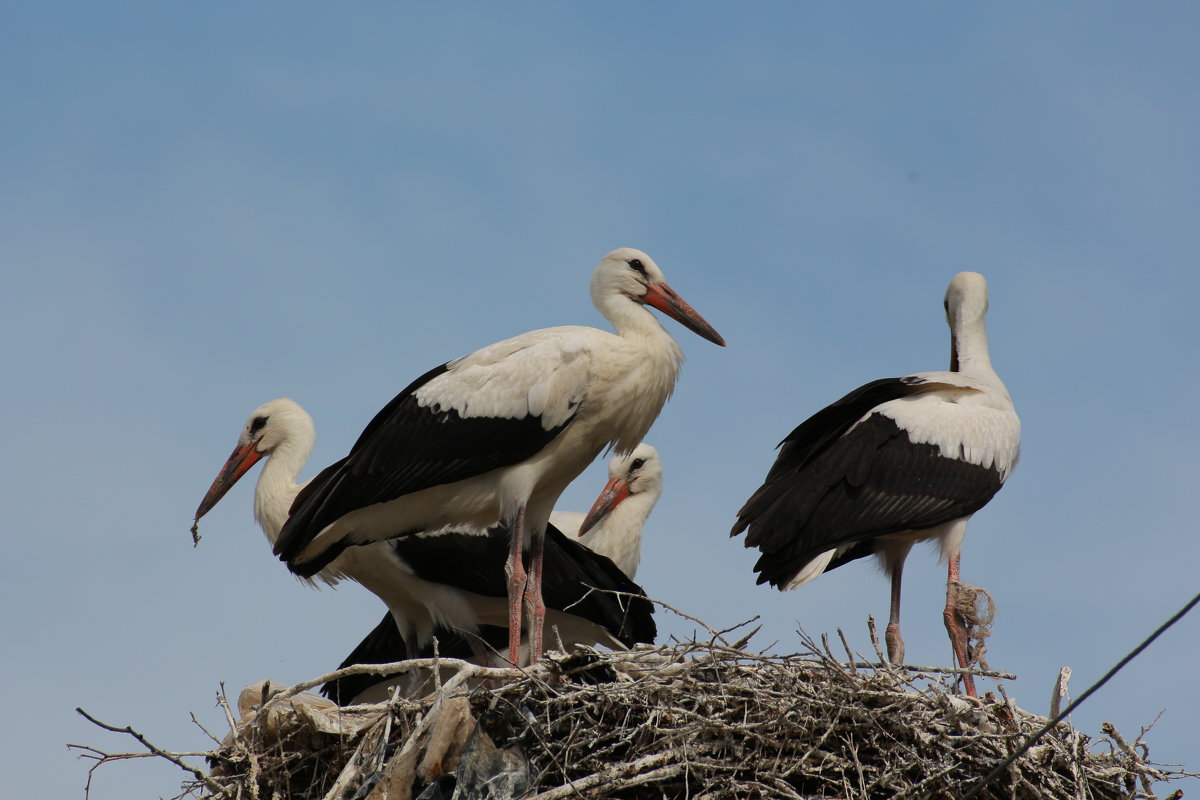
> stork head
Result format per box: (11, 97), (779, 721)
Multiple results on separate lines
(944, 272), (990, 372)
(193, 398), (314, 523)
(578, 443), (663, 536)
(590, 248), (726, 346)
(944, 272), (989, 324)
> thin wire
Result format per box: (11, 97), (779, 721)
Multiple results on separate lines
(961, 589), (1200, 800)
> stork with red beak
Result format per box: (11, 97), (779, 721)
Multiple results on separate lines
(321, 443), (664, 703)
(272, 248), (724, 663)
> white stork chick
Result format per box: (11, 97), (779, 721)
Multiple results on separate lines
(273, 248), (724, 663)
(731, 272), (1019, 697)
(550, 443), (663, 579)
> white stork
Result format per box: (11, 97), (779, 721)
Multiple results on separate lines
(731, 272), (1019, 696)
(273, 248), (724, 663)
(193, 400), (656, 687)
(194, 399), (322, 571)
(551, 442), (663, 579)
(321, 444), (664, 703)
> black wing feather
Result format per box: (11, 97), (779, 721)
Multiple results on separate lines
(321, 521), (657, 705)
(732, 377), (1004, 589)
(732, 377), (922, 535)
(275, 362), (574, 573)
(392, 524), (657, 646)
(319, 614), (508, 705)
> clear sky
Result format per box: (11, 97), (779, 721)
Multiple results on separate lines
(3, 4), (1198, 796)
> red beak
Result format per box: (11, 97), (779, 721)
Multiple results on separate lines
(194, 440), (263, 523)
(579, 476), (633, 536)
(641, 282), (726, 347)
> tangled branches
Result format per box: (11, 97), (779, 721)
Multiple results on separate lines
(72, 631), (1190, 800)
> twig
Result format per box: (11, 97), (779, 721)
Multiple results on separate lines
(852, 662), (1016, 680)
(525, 750), (679, 800)
(73, 707), (227, 796)
(1050, 666), (1072, 719)
(1102, 721), (1159, 800)
(866, 615), (887, 664)
(730, 622), (763, 651)
(190, 711), (223, 747)
(638, 593), (735, 646)
(837, 628), (857, 675)
(274, 656), (525, 702)
(216, 684), (239, 745)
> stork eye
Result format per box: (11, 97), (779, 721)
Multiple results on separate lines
(628, 259), (647, 276)
(250, 416), (269, 434)
(630, 458), (646, 471)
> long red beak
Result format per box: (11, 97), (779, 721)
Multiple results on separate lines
(579, 476), (633, 536)
(642, 282), (726, 347)
(194, 440), (263, 523)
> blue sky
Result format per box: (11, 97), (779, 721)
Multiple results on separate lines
(3, 4), (1198, 796)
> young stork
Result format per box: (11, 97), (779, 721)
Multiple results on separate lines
(193, 400), (656, 684)
(731, 272), (1019, 696)
(273, 248), (724, 663)
(551, 442), (663, 579)
(321, 444), (664, 703)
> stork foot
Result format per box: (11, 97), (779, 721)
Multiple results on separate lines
(506, 591), (524, 666)
(944, 583), (978, 697)
(524, 591), (545, 665)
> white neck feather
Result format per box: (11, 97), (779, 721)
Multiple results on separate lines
(592, 302), (685, 455)
(253, 433), (312, 544)
(599, 292), (674, 343)
(951, 312), (996, 378)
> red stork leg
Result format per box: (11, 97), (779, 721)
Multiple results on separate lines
(943, 553), (977, 697)
(504, 505), (527, 665)
(885, 559), (906, 665)
(526, 525), (547, 663)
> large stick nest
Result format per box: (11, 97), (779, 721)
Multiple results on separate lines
(171, 628), (1188, 800)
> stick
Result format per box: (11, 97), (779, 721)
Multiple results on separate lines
(74, 707), (227, 796)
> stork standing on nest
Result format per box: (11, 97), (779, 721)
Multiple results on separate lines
(272, 248), (724, 663)
(320, 445), (664, 703)
(731, 272), (1019, 696)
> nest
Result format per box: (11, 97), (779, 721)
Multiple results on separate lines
(133, 624), (1188, 800)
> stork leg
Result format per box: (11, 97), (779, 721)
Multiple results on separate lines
(526, 525), (547, 664)
(943, 553), (977, 697)
(504, 505), (528, 665)
(885, 559), (906, 665)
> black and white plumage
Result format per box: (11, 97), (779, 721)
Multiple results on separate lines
(320, 445), (664, 704)
(320, 520), (656, 703)
(193, 400), (655, 700)
(273, 248), (724, 663)
(731, 271), (1019, 696)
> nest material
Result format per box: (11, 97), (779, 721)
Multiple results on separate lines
(189, 633), (1186, 800)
